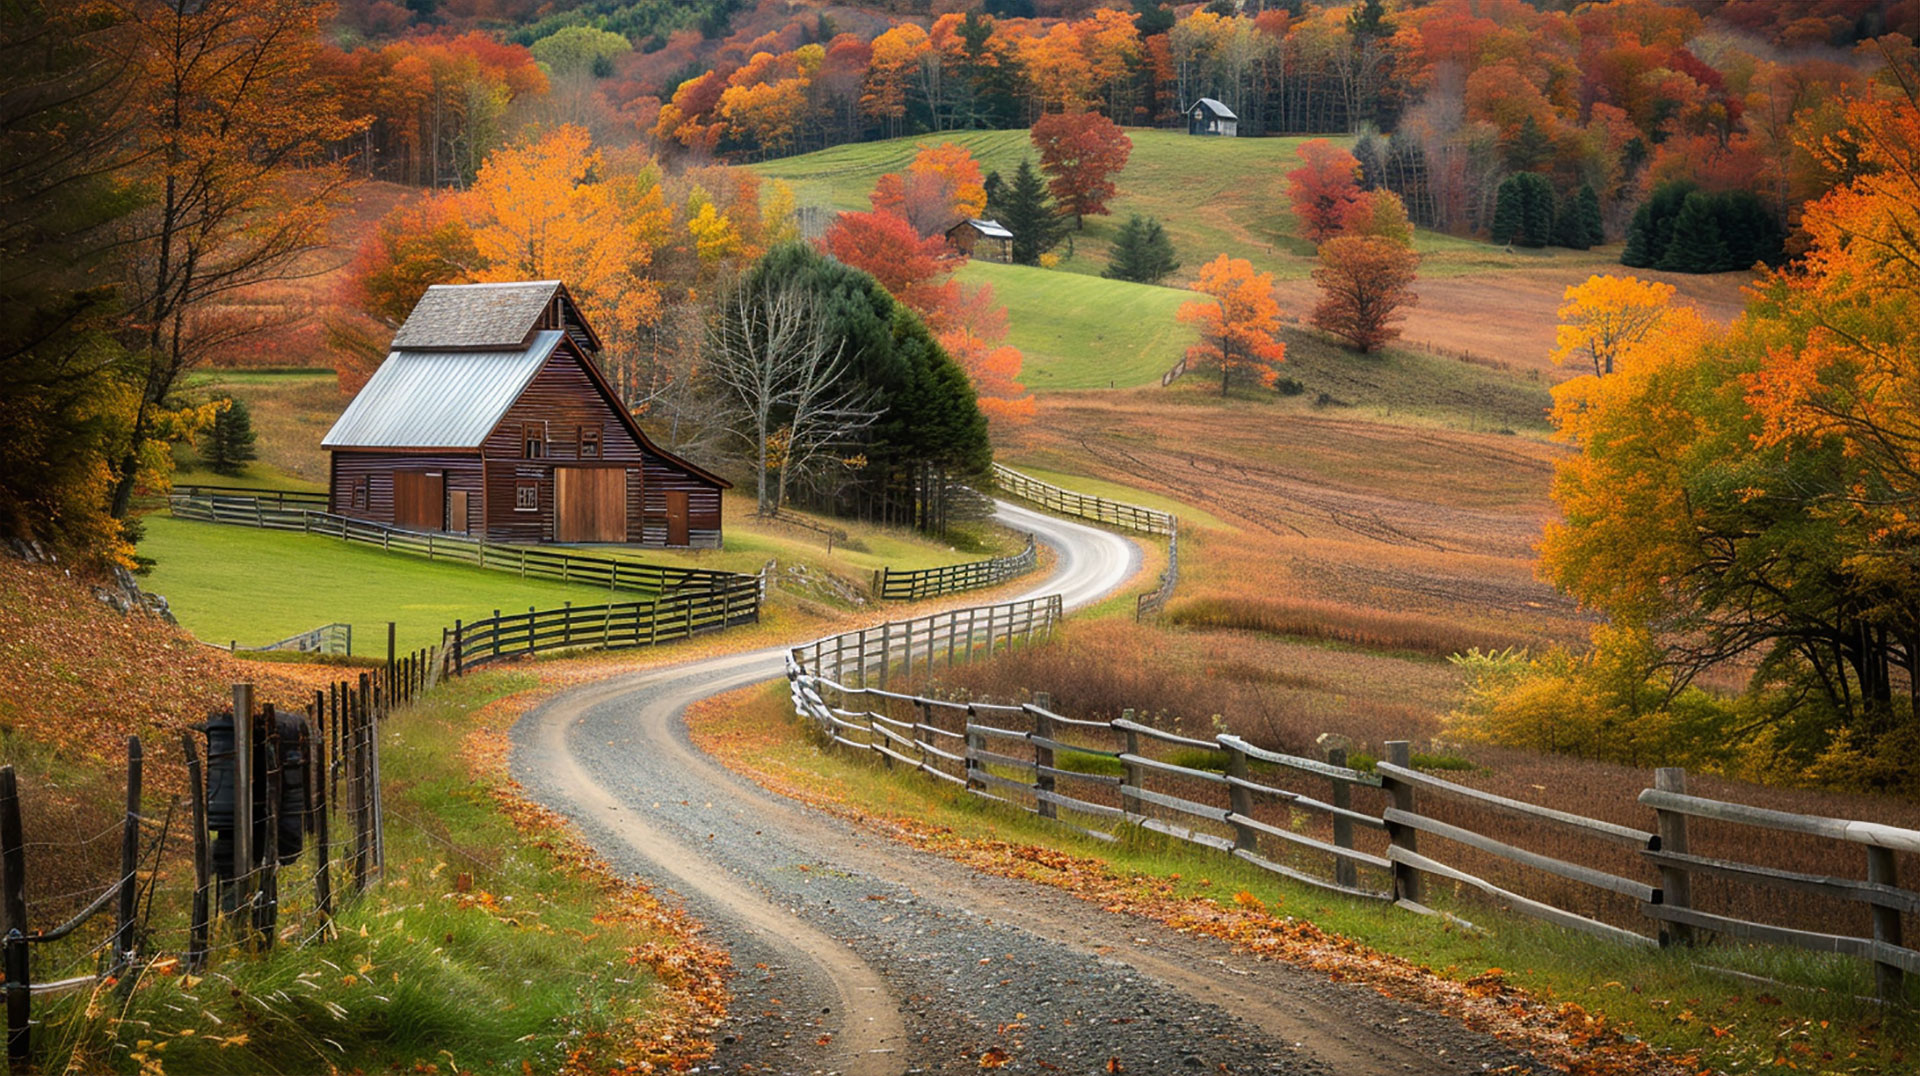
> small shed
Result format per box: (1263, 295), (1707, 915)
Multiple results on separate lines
(323, 280), (727, 548)
(1187, 98), (1237, 137)
(944, 218), (1014, 262)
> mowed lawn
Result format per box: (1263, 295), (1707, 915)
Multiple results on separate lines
(140, 515), (628, 652)
(958, 261), (1196, 390)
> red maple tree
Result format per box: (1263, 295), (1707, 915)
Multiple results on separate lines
(1030, 111), (1134, 229)
(1286, 139), (1362, 245)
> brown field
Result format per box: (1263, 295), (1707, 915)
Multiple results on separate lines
(1272, 263), (1756, 379)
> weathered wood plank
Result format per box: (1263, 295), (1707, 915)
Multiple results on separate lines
(1135, 814), (1236, 852)
(1642, 849), (1920, 914)
(1377, 762), (1655, 847)
(1217, 734), (1382, 787)
(1389, 847), (1657, 948)
(1129, 785), (1232, 822)
(1111, 718), (1219, 752)
(1223, 774), (1388, 830)
(1385, 808), (1657, 902)
(1231, 812), (1392, 871)
(1030, 735), (1118, 758)
(1119, 752), (1229, 785)
(1637, 789), (1920, 853)
(1230, 848), (1393, 902)
(1639, 904), (1920, 974)
(1035, 788), (1127, 820)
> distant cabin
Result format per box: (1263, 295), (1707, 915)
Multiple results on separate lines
(1187, 98), (1237, 137)
(944, 218), (1014, 262)
(322, 281), (727, 548)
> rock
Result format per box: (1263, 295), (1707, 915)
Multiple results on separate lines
(1315, 732), (1355, 760)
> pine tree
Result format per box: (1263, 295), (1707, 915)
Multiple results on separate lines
(1578, 184), (1605, 247)
(199, 395), (257, 477)
(1660, 193), (1730, 273)
(1501, 116), (1553, 173)
(1620, 180), (1697, 269)
(1491, 175), (1525, 245)
(1492, 173), (1555, 247)
(999, 159), (1064, 266)
(1621, 202), (1656, 266)
(1553, 190), (1588, 249)
(1352, 132), (1386, 190)
(1103, 214), (1179, 284)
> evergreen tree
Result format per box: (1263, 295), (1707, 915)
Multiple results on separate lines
(1659, 193), (1729, 273)
(1621, 180), (1698, 268)
(1103, 214), (1180, 284)
(982, 169), (1004, 210)
(1491, 173), (1554, 247)
(1552, 190), (1589, 249)
(1352, 131), (1386, 190)
(1577, 184), (1605, 247)
(1501, 116), (1553, 173)
(199, 395), (258, 476)
(1717, 190), (1784, 269)
(998, 159), (1064, 265)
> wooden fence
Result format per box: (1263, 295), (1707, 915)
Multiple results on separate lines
(236, 621), (353, 656)
(447, 578), (762, 672)
(871, 535), (1037, 601)
(786, 615), (1919, 1000)
(789, 595), (1064, 693)
(990, 464), (1175, 536)
(1134, 518), (1179, 620)
(173, 483), (330, 508)
(168, 491), (751, 597)
(0, 655), (433, 1064)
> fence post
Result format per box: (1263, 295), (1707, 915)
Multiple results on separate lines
(233, 683), (257, 936)
(2, 765), (30, 1065)
(1119, 710), (1142, 818)
(259, 709), (280, 947)
(1868, 845), (1904, 1000)
(1383, 740), (1423, 905)
(879, 622), (892, 689)
(453, 620), (463, 677)
(1031, 694), (1055, 820)
(872, 568), (883, 600)
(1327, 747), (1357, 890)
(964, 704), (981, 791)
(1652, 767), (1693, 947)
(916, 699), (934, 770)
(1224, 739), (1257, 853)
(111, 735), (143, 983)
(354, 674), (371, 892)
(310, 714), (332, 924)
(181, 732), (210, 971)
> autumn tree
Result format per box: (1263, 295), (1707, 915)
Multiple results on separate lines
(1311, 236), (1418, 353)
(1549, 275), (1676, 377)
(1338, 188), (1413, 246)
(1030, 111), (1133, 229)
(1177, 254), (1287, 395)
(1285, 138), (1362, 244)
(107, 0), (360, 520)
(819, 209), (953, 311)
(872, 142), (988, 237)
(347, 197), (479, 324)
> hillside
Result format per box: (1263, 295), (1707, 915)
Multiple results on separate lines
(754, 129), (1755, 376)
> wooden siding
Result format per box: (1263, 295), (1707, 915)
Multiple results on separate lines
(329, 451), (482, 530)
(481, 340), (722, 548)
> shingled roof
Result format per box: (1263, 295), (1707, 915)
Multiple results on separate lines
(389, 281), (564, 352)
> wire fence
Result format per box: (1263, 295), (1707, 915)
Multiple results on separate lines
(0, 653), (436, 1064)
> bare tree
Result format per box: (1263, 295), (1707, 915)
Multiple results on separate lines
(705, 282), (879, 514)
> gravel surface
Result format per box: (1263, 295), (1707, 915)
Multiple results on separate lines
(511, 503), (1544, 1075)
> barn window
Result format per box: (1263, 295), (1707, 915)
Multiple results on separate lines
(351, 477), (367, 509)
(523, 423), (545, 458)
(515, 481), (539, 511)
(579, 426), (601, 459)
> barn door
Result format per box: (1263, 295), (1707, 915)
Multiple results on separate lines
(555, 467), (627, 543)
(448, 490), (469, 534)
(393, 472), (444, 531)
(665, 490), (690, 547)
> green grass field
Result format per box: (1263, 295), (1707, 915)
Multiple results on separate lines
(140, 515), (630, 652)
(753, 129), (1620, 285)
(958, 261), (1196, 390)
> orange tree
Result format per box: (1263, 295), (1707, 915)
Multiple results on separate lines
(1284, 138), (1360, 244)
(1176, 254), (1286, 396)
(1537, 81), (1920, 785)
(1309, 235), (1418, 352)
(1029, 111), (1133, 229)
(1550, 275), (1678, 377)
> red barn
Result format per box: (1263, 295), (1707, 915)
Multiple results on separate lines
(323, 281), (726, 547)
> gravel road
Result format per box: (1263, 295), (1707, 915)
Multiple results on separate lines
(511, 502), (1540, 1075)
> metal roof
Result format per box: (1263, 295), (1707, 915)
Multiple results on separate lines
(1192, 97), (1237, 119)
(322, 331), (563, 449)
(965, 218), (1013, 239)
(390, 281), (561, 351)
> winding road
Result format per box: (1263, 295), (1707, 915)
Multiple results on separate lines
(511, 502), (1536, 1074)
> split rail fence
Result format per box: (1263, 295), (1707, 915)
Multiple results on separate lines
(0, 650), (438, 1063)
(871, 535), (1037, 601)
(446, 578), (762, 672)
(989, 464), (1179, 620)
(787, 603), (1918, 1002)
(168, 490), (751, 597)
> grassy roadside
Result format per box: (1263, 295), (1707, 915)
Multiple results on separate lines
(30, 665), (728, 1075)
(687, 680), (1918, 1076)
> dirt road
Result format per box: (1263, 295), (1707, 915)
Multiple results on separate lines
(511, 503), (1538, 1074)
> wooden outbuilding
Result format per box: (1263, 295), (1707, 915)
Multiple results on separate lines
(1186, 98), (1238, 137)
(944, 218), (1014, 262)
(323, 281), (727, 547)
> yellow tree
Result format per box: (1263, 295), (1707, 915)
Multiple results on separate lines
(1177, 254), (1287, 396)
(864, 24), (929, 137)
(1550, 275), (1679, 377)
